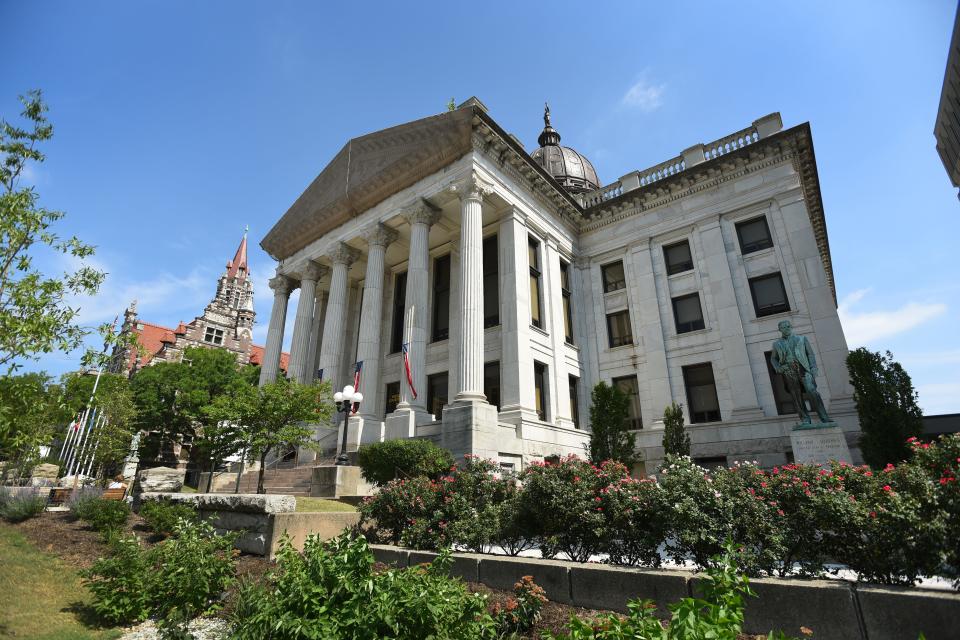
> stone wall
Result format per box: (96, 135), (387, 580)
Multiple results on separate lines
(369, 545), (959, 640)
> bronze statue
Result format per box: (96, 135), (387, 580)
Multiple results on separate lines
(770, 320), (833, 427)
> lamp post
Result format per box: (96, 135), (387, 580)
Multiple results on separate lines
(334, 384), (363, 465)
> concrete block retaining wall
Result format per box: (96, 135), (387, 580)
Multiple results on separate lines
(368, 545), (960, 640)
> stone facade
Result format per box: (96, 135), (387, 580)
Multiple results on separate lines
(258, 98), (861, 471)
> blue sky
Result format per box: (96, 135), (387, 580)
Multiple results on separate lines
(3, 1), (958, 413)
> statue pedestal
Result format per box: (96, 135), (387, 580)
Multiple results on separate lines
(790, 426), (852, 466)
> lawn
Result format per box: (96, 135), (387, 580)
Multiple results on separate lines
(0, 524), (120, 640)
(295, 497), (357, 513)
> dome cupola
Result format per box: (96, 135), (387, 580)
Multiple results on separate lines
(530, 103), (601, 195)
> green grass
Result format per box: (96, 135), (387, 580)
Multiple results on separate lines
(295, 497), (357, 513)
(0, 525), (121, 639)
(180, 485), (198, 493)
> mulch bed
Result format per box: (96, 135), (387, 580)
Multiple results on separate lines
(10, 512), (767, 639)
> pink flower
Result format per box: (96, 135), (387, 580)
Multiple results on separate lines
(882, 485), (892, 492)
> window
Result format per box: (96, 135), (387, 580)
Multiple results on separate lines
(560, 260), (574, 344)
(484, 361), (501, 410)
(672, 293), (706, 333)
(568, 375), (580, 429)
(612, 375), (642, 430)
(390, 271), (407, 353)
(533, 361), (548, 421)
(749, 273), (790, 317)
(606, 310), (633, 348)
(432, 255), (451, 341)
(528, 238), (544, 329)
(736, 216), (773, 254)
(683, 363), (721, 423)
(663, 240), (694, 275)
(765, 350), (808, 416)
(696, 456), (727, 470)
(204, 327), (224, 345)
(483, 235), (499, 328)
(384, 382), (400, 417)
(426, 372), (448, 417)
(602, 261), (626, 292)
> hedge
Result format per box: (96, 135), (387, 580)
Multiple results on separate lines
(359, 434), (960, 587)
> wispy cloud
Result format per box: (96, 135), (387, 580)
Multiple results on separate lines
(621, 74), (665, 112)
(838, 289), (947, 347)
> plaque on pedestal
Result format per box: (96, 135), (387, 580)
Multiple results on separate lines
(789, 426), (852, 466)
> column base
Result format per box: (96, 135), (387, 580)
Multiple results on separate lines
(384, 407), (434, 441)
(356, 414), (385, 446)
(440, 400), (500, 461)
(454, 391), (487, 404)
(497, 404), (540, 427)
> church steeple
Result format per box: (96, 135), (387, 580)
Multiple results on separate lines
(226, 226), (249, 280)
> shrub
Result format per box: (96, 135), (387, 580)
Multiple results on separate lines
(80, 499), (131, 535)
(357, 438), (454, 485)
(230, 533), (497, 639)
(658, 455), (730, 568)
(599, 476), (669, 568)
(82, 534), (152, 625)
(492, 575), (547, 636)
(140, 499), (199, 537)
(66, 486), (104, 520)
(359, 475), (439, 544)
(0, 489), (47, 523)
(517, 456), (626, 561)
(83, 519), (237, 627)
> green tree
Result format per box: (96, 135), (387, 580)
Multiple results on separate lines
(0, 90), (111, 373)
(846, 347), (923, 468)
(213, 378), (333, 493)
(0, 372), (66, 480)
(661, 402), (691, 457)
(587, 381), (637, 465)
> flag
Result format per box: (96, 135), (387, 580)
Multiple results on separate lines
(316, 368), (324, 381)
(352, 361), (363, 414)
(402, 343), (417, 400)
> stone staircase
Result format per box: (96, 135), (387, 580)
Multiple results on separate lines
(232, 460), (333, 496)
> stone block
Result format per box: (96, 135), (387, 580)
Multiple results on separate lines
(692, 575), (860, 640)
(570, 564), (691, 617)
(478, 555), (572, 605)
(369, 544), (409, 568)
(140, 492), (296, 514)
(857, 585), (960, 640)
(408, 550), (480, 583)
(268, 512), (362, 559)
(204, 511), (271, 533)
(790, 426), (852, 466)
(310, 465), (374, 498)
(31, 463), (59, 481)
(138, 466), (185, 492)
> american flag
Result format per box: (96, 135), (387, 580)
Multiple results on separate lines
(402, 343), (417, 399)
(352, 361), (363, 414)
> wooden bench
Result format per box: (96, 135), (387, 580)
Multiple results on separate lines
(48, 486), (127, 505)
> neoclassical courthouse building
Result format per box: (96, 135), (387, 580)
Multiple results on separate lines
(257, 98), (861, 471)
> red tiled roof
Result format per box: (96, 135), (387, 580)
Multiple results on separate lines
(130, 321), (176, 369)
(249, 344), (290, 372)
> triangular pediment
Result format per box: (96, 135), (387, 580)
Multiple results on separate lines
(261, 107), (475, 260)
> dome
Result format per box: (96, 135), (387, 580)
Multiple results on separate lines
(530, 104), (601, 194)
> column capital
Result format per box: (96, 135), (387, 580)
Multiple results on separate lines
(451, 171), (494, 201)
(401, 201), (441, 227)
(326, 241), (360, 267)
(297, 260), (327, 282)
(500, 205), (528, 226)
(361, 222), (400, 248)
(268, 274), (295, 296)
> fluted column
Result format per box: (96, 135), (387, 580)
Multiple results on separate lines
(259, 274), (295, 386)
(453, 172), (492, 402)
(318, 242), (359, 390)
(357, 223), (398, 424)
(307, 290), (328, 381)
(397, 202), (440, 413)
(288, 261), (326, 384)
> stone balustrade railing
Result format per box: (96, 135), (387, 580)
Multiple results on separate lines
(578, 114), (781, 209)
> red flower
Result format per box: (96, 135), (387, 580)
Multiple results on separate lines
(882, 485), (892, 492)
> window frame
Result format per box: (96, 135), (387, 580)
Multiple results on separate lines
(663, 240), (694, 276)
(431, 254), (451, 342)
(568, 375), (580, 429)
(384, 381), (401, 417)
(389, 271), (407, 354)
(748, 272), (790, 317)
(560, 259), (574, 344)
(606, 310), (633, 348)
(204, 326), (224, 345)
(483, 235), (500, 328)
(484, 360), (501, 410)
(682, 363), (722, 424)
(529, 237), (544, 329)
(426, 372), (448, 417)
(612, 375), (643, 430)
(671, 292), (706, 334)
(735, 216), (774, 254)
(601, 260), (626, 293)
(533, 361), (548, 421)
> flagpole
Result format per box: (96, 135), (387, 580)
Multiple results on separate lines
(82, 414), (106, 478)
(63, 406), (90, 475)
(64, 318), (115, 480)
(58, 411), (82, 462)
